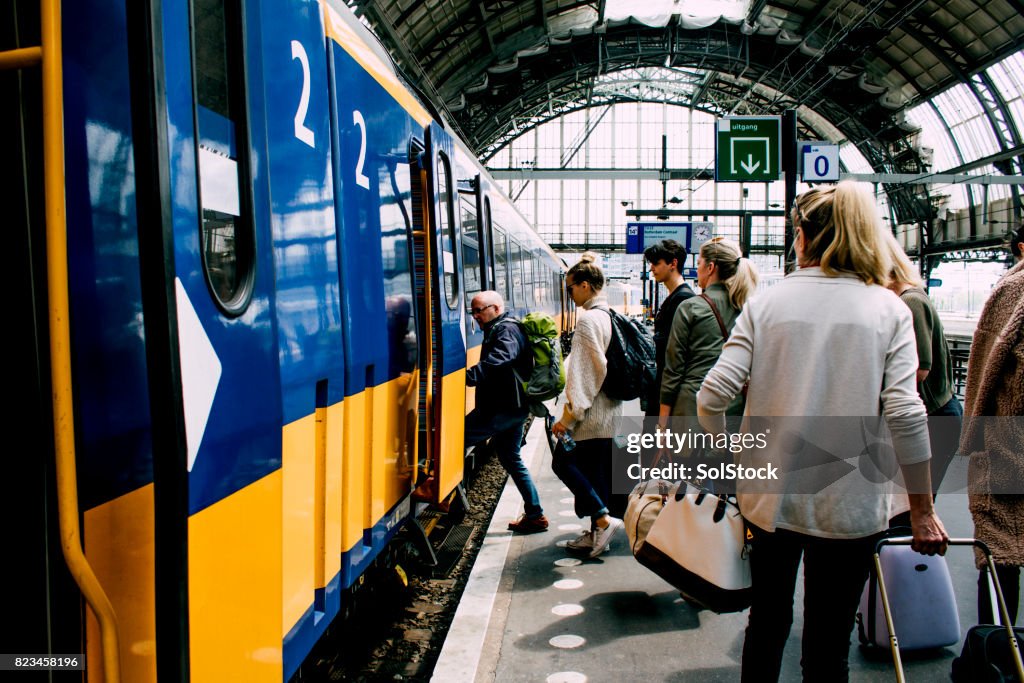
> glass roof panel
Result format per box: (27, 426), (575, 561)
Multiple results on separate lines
(986, 50), (1024, 134)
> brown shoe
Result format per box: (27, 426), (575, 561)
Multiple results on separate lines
(508, 515), (549, 534)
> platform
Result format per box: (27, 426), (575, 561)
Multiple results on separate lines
(434, 409), (994, 683)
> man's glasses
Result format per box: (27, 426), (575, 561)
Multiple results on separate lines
(470, 304), (496, 315)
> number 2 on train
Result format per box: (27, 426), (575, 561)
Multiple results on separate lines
(290, 39), (315, 148)
(352, 110), (370, 189)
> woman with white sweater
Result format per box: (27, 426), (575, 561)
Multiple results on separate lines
(551, 253), (624, 558)
(697, 183), (949, 682)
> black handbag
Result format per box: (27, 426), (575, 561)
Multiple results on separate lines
(948, 544), (1024, 682)
(953, 625), (1024, 682)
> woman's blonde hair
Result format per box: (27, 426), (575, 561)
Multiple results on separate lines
(700, 237), (759, 309)
(881, 230), (924, 288)
(566, 251), (605, 291)
(792, 181), (891, 285)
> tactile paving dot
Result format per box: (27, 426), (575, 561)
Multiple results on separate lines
(557, 523), (582, 532)
(553, 579), (583, 590)
(554, 558), (582, 567)
(551, 603), (585, 617)
(558, 510), (576, 517)
(549, 635), (586, 649)
(547, 672), (587, 683)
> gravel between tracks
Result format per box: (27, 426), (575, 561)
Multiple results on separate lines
(296, 449), (508, 682)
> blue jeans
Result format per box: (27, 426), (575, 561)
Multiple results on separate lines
(466, 409), (543, 518)
(551, 438), (611, 521)
(928, 394), (963, 494)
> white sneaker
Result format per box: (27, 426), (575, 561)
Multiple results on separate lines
(588, 517), (623, 558)
(566, 529), (595, 552)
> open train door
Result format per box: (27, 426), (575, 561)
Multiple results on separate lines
(411, 123), (467, 503)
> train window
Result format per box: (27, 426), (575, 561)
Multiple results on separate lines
(483, 197), (495, 287)
(436, 152), (458, 309)
(511, 241), (525, 308)
(493, 228), (508, 302)
(193, 0), (255, 315)
(522, 255), (534, 306)
(460, 194), (480, 312)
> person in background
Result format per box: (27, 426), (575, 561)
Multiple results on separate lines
(661, 236), (758, 419)
(697, 182), (948, 682)
(465, 291), (548, 534)
(883, 233), (962, 501)
(643, 239), (694, 418)
(551, 253), (624, 558)
(960, 255), (1024, 624)
(1009, 223), (1024, 263)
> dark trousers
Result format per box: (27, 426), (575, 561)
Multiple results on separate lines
(978, 564), (1022, 625)
(741, 525), (880, 683)
(551, 438), (612, 521)
(466, 409), (543, 519)
(928, 395), (963, 493)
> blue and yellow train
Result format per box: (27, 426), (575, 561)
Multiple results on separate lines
(5, 0), (568, 679)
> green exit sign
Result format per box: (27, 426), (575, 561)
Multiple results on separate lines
(715, 116), (782, 182)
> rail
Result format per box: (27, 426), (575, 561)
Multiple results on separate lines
(0, 2), (122, 680)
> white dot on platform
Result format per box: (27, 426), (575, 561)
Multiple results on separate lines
(560, 497), (575, 504)
(560, 487), (570, 493)
(558, 523), (582, 532)
(556, 540), (570, 548)
(549, 635), (586, 649)
(547, 672), (587, 683)
(551, 603), (585, 617)
(554, 558), (582, 567)
(553, 579), (583, 590)
(558, 510), (576, 517)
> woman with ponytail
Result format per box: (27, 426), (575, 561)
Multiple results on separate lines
(696, 182), (949, 682)
(660, 236), (758, 417)
(550, 253), (624, 558)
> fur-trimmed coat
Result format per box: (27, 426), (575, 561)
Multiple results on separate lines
(962, 260), (1024, 568)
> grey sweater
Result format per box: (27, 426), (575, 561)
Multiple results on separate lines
(560, 295), (623, 441)
(697, 268), (931, 538)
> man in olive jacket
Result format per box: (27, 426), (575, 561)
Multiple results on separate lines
(465, 291), (548, 533)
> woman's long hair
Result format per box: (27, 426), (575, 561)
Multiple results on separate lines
(881, 230), (924, 288)
(700, 237), (759, 309)
(793, 182), (891, 285)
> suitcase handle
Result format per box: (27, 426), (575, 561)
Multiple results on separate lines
(872, 537), (1024, 683)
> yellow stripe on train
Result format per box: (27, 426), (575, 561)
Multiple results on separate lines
(84, 484), (157, 682)
(322, 1), (432, 127)
(189, 471), (283, 682)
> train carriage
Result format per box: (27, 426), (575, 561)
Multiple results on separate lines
(4, 0), (569, 680)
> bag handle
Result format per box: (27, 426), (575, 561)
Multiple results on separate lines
(874, 538), (1024, 683)
(700, 293), (729, 341)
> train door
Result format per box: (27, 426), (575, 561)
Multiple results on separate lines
(162, 0), (287, 679)
(411, 123), (467, 503)
(324, 0), (423, 599)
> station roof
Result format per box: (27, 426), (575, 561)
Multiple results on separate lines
(348, 0), (1024, 222)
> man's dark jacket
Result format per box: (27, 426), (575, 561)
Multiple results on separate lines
(467, 312), (532, 416)
(646, 282), (695, 416)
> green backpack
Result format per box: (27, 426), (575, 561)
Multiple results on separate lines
(513, 312), (566, 416)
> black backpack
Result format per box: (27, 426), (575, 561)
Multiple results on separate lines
(595, 307), (656, 405)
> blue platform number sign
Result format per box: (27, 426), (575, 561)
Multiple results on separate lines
(801, 143), (840, 182)
(626, 222), (714, 254)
